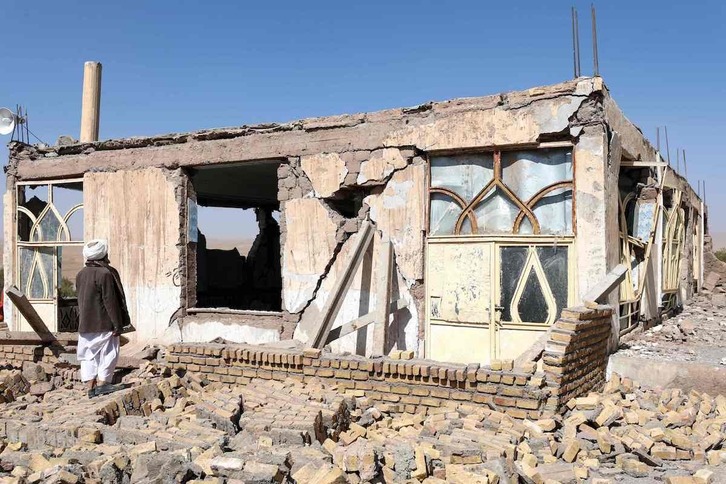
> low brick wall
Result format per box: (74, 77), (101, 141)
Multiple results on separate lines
(165, 344), (550, 419)
(0, 344), (48, 365)
(542, 305), (613, 410)
(0, 306), (613, 417)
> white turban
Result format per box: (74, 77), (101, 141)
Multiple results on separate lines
(83, 239), (108, 261)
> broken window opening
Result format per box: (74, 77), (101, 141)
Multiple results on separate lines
(662, 188), (685, 295)
(189, 161), (283, 312)
(617, 167), (661, 332)
(429, 148), (573, 236)
(15, 181), (84, 332)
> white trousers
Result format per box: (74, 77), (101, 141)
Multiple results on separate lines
(77, 331), (120, 382)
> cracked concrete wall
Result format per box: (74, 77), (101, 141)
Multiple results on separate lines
(284, 147), (422, 355)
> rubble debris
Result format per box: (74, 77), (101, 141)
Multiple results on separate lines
(617, 283), (726, 367)
(0, 353), (721, 483)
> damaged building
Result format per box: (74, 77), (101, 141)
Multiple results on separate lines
(3, 76), (706, 366)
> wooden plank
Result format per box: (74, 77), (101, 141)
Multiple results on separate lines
(513, 332), (549, 367)
(620, 160), (668, 168)
(311, 222), (375, 348)
(372, 240), (393, 356)
(5, 286), (57, 344)
(325, 299), (408, 345)
(582, 264), (628, 303)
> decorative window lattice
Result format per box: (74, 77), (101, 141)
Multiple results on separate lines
(662, 190), (685, 293)
(429, 148), (573, 236)
(499, 245), (569, 325)
(16, 182), (84, 301)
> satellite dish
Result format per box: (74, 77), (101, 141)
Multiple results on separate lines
(0, 107), (16, 136)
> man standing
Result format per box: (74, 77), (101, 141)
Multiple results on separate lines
(76, 239), (129, 398)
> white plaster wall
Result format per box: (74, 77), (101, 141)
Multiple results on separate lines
(84, 168), (183, 344)
(574, 127), (609, 299)
(163, 320), (280, 345)
(3, 190), (16, 331)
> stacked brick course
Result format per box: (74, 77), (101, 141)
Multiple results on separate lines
(165, 343), (550, 418)
(0, 345), (48, 365)
(542, 305), (613, 410)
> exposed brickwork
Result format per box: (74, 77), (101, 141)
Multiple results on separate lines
(165, 343), (551, 419)
(0, 344), (48, 365)
(543, 305), (613, 411)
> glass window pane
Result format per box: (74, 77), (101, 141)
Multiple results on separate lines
(31, 207), (63, 242)
(429, 193), (461, 235)
(537, 246), (569, 317)
(500, 247), (528, 321)
(532, 188), (573, 235)
(517, 269), (549, 323)
(501, 148), (573, 201)
(19, 247), (54, 299)
(473, 187), (519, 233)
(430, 154), (493, 201)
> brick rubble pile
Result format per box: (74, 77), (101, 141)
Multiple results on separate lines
(0, 359), (718, 483)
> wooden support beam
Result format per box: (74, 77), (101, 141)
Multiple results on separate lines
(620, 160), (669, 168)
(5, 286), (57, 340)
(582, 263), (629, 304)
(372, 239), (394, 356)
(325, 299), (407, 345)
(4, 286), (73, 351)
(513, 332), (549, 367)
(311, 222), (375, 348)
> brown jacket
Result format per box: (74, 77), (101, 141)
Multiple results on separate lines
(76, 264), (129, 334)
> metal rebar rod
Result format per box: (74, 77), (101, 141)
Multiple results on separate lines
(572, 7), (578, 78)
(683, 149), (688, 179)
(665, 126), (671, 165)
(575, 8), (581, 77)
(676, 148), (680, 173)
(591, 4), (599, 76)
(656, 127), (661, 154)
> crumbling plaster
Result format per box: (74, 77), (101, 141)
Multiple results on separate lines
(6, 78), (604, 181)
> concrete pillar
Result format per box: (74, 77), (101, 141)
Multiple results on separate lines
(80, 61), (102, 142)
(574, 125), (621, 350)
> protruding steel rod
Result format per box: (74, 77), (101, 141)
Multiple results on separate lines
(664, 126), (671, 165)
(656, 127), (661, 153)
(80, 61), (102, 142)
(683, 149), (688, 179)
(697, 180), (701, 197)
(591, 4), (599, 76)
(575, 11), (581, 76)
(676, 148), (680, 173)
(572, 7), (578, 78)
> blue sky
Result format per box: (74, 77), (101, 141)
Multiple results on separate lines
(1, 0), (724, 238)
